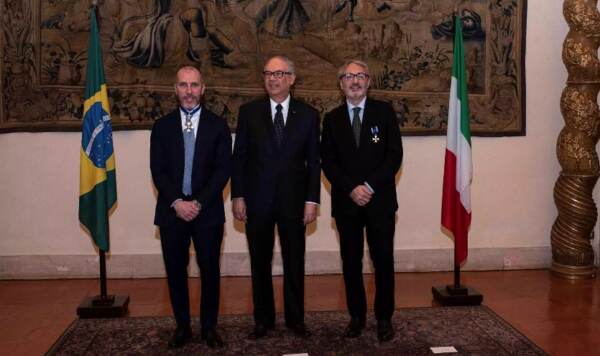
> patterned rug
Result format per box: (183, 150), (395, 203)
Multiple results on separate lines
(46, 306), (547, 355)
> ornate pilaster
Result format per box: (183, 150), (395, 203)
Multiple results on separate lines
(551, 0), (600, 279)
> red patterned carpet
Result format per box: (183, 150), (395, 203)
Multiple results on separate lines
(47, 306), (546, 355)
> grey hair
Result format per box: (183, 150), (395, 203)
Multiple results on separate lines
(337, 60), (369, 78)
(265, 55), (296, 74)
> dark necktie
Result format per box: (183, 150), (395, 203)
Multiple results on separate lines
(181, 105), (200, 195)
(274, 104), (284, 147)
(352, 107), (361, 147)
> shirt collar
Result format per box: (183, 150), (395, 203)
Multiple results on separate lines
(179, 106), (202, 135)
(180, 104), (201, 117)
(270, 95), (291, 123)
(270, 95), (291, 113)
(346, 97), (366, 111)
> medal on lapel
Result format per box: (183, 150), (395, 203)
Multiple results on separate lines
(371, 126), (380, 143)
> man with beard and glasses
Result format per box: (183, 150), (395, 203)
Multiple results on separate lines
(232, 55), (320, 339)
(150, 65), (231, 349)
(321, 59), (403, 342)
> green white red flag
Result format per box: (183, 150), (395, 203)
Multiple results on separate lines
(442, 15), (472, 265)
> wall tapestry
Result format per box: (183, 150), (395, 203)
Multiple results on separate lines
(0, 0), (526, 135)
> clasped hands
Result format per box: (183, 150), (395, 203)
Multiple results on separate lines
(350, 185), (372, 206)
(232, 198), (317, 225)
(174, 200), (201, 222)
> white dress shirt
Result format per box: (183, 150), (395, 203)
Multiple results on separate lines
(346, 96), (366, 124)
(270, 95), (290, 124)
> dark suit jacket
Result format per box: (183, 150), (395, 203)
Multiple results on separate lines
(150, 107), (232, 227)
(231, 97), (320, 218)
(321, 98), (403, 217)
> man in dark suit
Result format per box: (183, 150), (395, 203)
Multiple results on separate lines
(321, 59), (403, 342)
(231, 55), (320, 339)
(150, 65), (231, 349)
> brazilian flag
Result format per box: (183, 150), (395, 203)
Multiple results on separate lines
(79, 7), (117, 252)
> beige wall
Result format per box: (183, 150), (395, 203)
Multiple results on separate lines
(1, 0), (585, 276)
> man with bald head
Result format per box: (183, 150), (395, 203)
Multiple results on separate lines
(232, 55), (320, 339)
(150, 65), (231, 349)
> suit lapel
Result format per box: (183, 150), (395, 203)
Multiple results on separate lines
(283, 98), (300, 148)
(169, 109), (185, 185)
(260, 98), (278, 148)
(191, 107), (207, 177)
(338, 103), (359, 153)
(361, 99), (376, 148)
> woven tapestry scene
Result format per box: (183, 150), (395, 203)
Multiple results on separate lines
(47, 306), (547, 355)
(1, 0), (525, 135)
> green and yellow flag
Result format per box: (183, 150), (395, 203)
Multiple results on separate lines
(79, 7), (116, 252)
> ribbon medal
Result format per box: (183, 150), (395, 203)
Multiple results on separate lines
(371, 126), (380, 143)
(184, 116), (194, 133)
(181, 105), (201, 133)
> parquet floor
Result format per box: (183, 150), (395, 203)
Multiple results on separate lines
(1, 270), (598, 355)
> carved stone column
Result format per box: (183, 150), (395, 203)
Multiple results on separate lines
(551, 0), (600, 279)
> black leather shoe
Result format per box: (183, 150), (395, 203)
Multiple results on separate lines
(287, 323), (311, 338)
(201, 328), (224, 348)
(344, 317), (366, 338)
(168, 325), (192, 349)
(247, 323), (274, 340)
(377, 320), (394, 342)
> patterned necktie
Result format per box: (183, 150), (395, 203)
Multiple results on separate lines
(352, 107), (361, 147)
(181, 105), (200, 195)
(274, 103), (284, 147)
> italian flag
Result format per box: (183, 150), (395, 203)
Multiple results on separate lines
(442, 15), (472, 265)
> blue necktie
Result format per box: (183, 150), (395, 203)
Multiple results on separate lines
(274, 104), (284, 147)
(181, 105), (200, 196)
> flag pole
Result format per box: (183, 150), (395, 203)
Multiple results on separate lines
(452, 6), (462, 293)
(448, 3), (468, 296)
(98, 42), (107, 295)
(432, 8), (482, 306)
(454, 259), (461, 289)
(99, 250), (108, 298)
(76, 2), (128, 317)
(90, 0), (110, 304)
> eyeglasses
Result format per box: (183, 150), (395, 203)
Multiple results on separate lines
(340, 72), (370, 81)
(263, 70), (293, 79)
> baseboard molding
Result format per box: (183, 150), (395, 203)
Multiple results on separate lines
(0, 247), (551, 279)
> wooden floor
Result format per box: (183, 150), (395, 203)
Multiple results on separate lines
(1, 270), (598, 355)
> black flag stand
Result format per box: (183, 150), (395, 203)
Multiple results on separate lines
(432, 255), (483, 306)
(77, 250), (130, 318)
